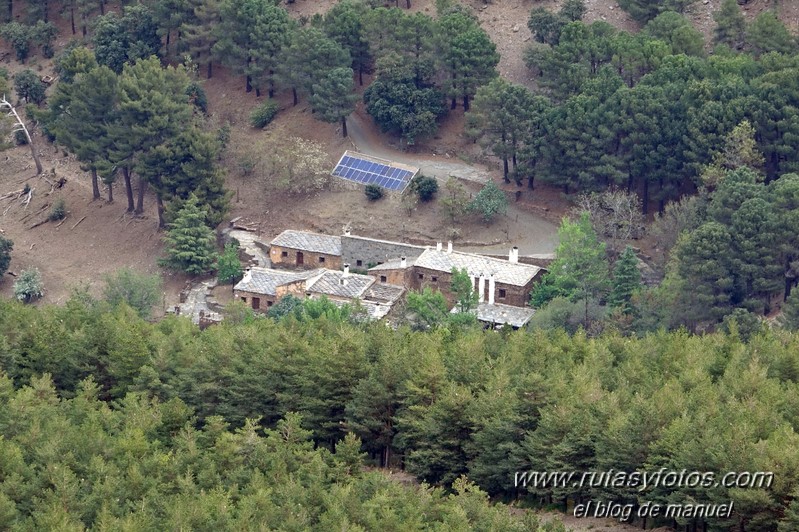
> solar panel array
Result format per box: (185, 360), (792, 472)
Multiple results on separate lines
(332, 153), (416, 191)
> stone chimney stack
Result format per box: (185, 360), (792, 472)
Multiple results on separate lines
(488, 274), (495, 304)
(436, 242), (442, 251)
(447, 241), (453, 254)
(510, 246), (519, 263)
(401, 256), (407, 268)
(343, 263), (350, 277)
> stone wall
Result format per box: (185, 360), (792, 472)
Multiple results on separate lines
(341, 235), (425, 269)
(373, 268), (412, 287)
(233, 289), (277, 314)
(269, 245), (342, 270)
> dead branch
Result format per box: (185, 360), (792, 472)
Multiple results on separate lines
(71, 215), (86, 230)
(22, 187), (33, 209)
(55, 214), (69, 227)
(29, 243), (35, 250)
(28, 218), (49, 229)
(19, 203), (48, 222)
(0, 189), (24, 201)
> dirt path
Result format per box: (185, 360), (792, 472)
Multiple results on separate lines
(347, 110), (489, 185)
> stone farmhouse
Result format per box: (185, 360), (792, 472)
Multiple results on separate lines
(234, 230), (545, 327)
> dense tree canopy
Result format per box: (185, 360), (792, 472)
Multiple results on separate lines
(0, 295), (798, 529)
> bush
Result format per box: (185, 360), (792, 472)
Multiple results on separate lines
(413, 175), (439, 202)
(469, 180), (508, 222)
(250, 100), (279, 128)
(48, 198), (66, 221)
(14, 268), (44, 302)
(0, 236), (12, 279)
(365, 184), (384, 201)
(14, 69), (46, 105)
(14, 129), (29, 145)
(186, 81), (208, 114)
(103, 268), (163, 318)
(217, 241), (243, 284)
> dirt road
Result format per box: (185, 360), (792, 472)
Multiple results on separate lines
(346, 110), (559, 255)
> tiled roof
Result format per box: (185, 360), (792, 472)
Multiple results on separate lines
(363, 283), (405, 304)
(342, 233), (426, 250)
(234, 268), (324, 296)
(326, 298), (394, 321)
(451, 303), (536, 328)
(414, 248), (541, 287)
(367, 259), (410, 271)
(270, 230), (342, 255)
(307, 270), (374, 299)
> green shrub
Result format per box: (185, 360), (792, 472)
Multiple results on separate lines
(186, 81), (208, 114)
(102, 268), (163, 318)
(250, 100), (279, 128)
(0, 236), (12, 279)
(365, 184), (384, 201)
(217, 241), (243, 284)
(14, 129), (29, 145)
(413, 175), (439, 202)
(14, 268), (44, 302)
(48, 198), (66, 221)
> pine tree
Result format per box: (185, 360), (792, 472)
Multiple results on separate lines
(470, 78), (538, 183)
(182, 0), (220, 79)
(112, 57), (193, 215)
(547, 212), (610, 305)
(310, 66), (358, 137)
(713, 0), (745, 50)
(674, 222), (735, 327)
(746, 11), (796, 57)
(276, 27), (350, 106)
(160, 195), (218, 275)
(779, 291), (799, 331)
(322, 0), (371, 86)
(609, 246), (641, 313)
(47, 65), (118, 202)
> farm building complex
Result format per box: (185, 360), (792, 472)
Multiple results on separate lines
(234, 229), (545, 327)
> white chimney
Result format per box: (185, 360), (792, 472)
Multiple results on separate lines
(447, 241), (453, 253)
(400, 256), (407, 268)
(344, 229), (351, 236)
(436, 242), (442, 251)
(478, 273), (486, 304)
(509, 246), (519, 263)
(488, 274), (496, 304)
(343, 263), (350, 276)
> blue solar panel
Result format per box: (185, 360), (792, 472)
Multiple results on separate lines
(332, 153), (416, 192)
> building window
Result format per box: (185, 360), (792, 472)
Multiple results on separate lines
(356, 260), (363, 267)
(499, 289), (506, 299)
(431, 276), (438, 282)
(267, 300), (274, 307)
(252, 297), (261, 310)
(241, 297), (247, 303)
(418, 273), (424, 280)
(380, 275), (387, 283)
(281, 251), (288, 257)
(319, 256), (326, 263)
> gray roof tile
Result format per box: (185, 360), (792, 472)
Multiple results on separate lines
(234, 268), (324, 296)
(270, 230), (342, 256)
(307, 270), (374, 299)
(414, 249), (541, 286)
(451, 302), (536, 328)
(363, 283), (405, 304)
